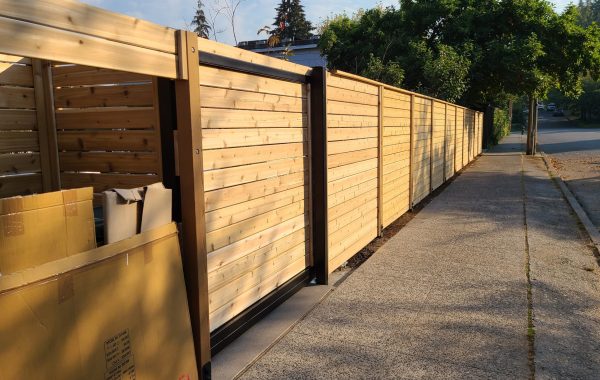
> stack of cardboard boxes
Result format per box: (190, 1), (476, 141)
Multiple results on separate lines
(0, 185), (197, 379)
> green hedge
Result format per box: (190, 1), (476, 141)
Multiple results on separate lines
(492, 108), (511, 145)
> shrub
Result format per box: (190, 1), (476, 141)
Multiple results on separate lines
(492, 108), (511, 145)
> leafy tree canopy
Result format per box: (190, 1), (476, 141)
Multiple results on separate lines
(319, 1), (600, 108)
(272, 0), (314, 41)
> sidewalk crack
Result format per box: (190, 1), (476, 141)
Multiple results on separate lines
(521, 155), (536, 380)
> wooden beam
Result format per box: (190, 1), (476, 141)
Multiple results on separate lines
(377, 85), (384, 237)
(409, 94), (414, 208)
(32, 59), (60, 191)
(309, 66), (328, 284)
(0, 16), (178, 78)
(174, 31), (211, 379)
(430, 99), (434, 193)
(0, 0), (176, 54)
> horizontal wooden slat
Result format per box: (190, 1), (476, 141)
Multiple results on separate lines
(0, 16), (177, 78)
(328, 148), (378, 169)
(0, 131), (38, 153)
(327, 74), (379, 95)
(199, 66), (306, 98)
(208, 229), (307, 292)
(327, 114), (379, 128)
(0, 85), (35, 109)
(328, 137), (378, 155)
(206, 200), (305, 253)
(202, 128), (307, 149)
(209, 254), (306, 331)
(329, 158), (378, 182)
(0, 152), (40, 174)
(204, 157), (307, 191)
(52, 65), (150, 87)
(0, 173), (42, 197)
(328, 177), (378, 209)
(57, 130), (158, 151)
(54, 84), (153, 108)
(0, 109), (36, 130)
(0, 54), (31, 64)
(328, 127), (378, 142)
(59, 151), (158, 173)
(0, 0), (177, 54)
(205, 184), (306, 232)
(201, 108), (306, 129)
(0, 63), (33, 87)
(329, 188), (377, 223)
(60, 172), (160, 193)
(209, 242), (307, 310)
(204, 171), (307, 212)
(203, 142), (307, 171)
(327, 86), (378, 106)
(55, 107), (156, 130)
(327, 100), (378, 117)
(199, 38), (310, 76)
(207, 213), (308, 271)
(201, 86), (305, 113)
(329, 226), (376, 273)
(328, 167), (377, 195)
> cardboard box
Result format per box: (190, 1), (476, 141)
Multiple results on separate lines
(103, 183), (172, 244)
(0, 223), (198, 380)
(0, 187), (96, 275)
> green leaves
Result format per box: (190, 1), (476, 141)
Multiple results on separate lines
(318, 0), (600, 108)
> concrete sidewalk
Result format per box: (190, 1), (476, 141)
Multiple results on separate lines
(238, 132), (600, 379)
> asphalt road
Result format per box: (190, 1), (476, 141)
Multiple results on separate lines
(537, 111), (600, 230)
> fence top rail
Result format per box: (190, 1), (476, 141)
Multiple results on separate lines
(0, 0), (177, 53)
(330, 69), (472, 112)
(197, 37), (312, 77)
(0, 0), (179, 78)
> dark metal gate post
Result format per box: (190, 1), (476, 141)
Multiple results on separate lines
(309, 66), (328, 285)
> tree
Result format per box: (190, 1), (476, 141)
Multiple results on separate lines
(272, 0), (313, 41)
(192, 0), (211, 39)
(319, 0), (600, 153)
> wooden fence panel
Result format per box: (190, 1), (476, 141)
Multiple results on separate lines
(455, 108), (465, 171)
(381, 88), (410, 228)
(444, 105), (456, 180)
(412, 96), (432, 205)
(327, 73), (379, 272)
(201, 66), (310, 331)
(0, 54), (42, 197)
(431, 101), (445, 190)
(467, 109), (476, 162)
(53, 64), (162, 197)
(478, 112), (484, 154)
(462, 109), (470, 167)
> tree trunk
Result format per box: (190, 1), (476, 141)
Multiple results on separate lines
(532, 98), (538, 155)
(526, 95), (535, 155)
(508, 99), (513, 125)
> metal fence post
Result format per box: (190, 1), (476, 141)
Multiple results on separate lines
(309, 66), (328, 285)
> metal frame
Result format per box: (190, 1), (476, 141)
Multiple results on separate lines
(309, 66), (328, 284)
(199, 51), (309, 84)
(210, 268), (312, 354)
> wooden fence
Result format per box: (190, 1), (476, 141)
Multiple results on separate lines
(0, 2), (484, 377)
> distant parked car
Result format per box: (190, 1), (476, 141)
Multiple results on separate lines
(547, 103), (556, 111)
(537, 103), (545, 110)
(553, 109), (564, 117)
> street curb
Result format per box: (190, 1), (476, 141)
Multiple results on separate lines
(540, 152), (600, 252)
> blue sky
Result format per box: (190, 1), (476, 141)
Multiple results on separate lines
(82, 0), (575, 45)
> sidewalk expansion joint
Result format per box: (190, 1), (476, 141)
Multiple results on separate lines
(521, 155), (536, 380)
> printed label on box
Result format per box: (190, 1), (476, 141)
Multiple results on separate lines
(104, 329), (136, 380)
